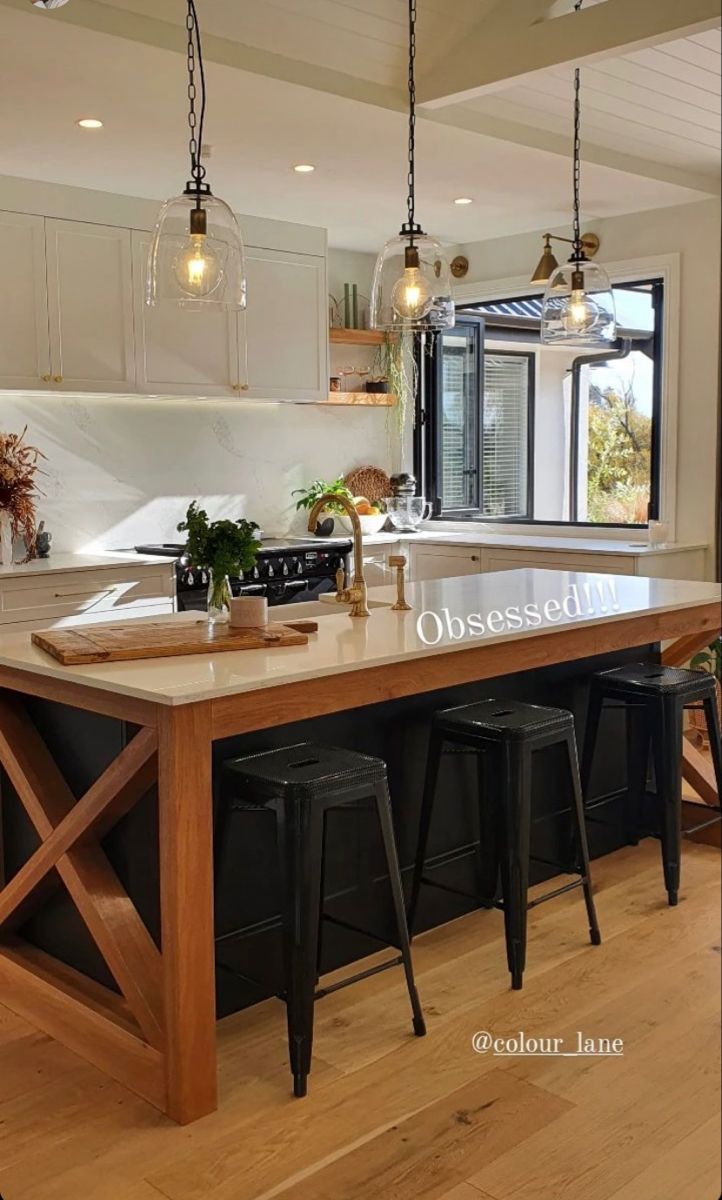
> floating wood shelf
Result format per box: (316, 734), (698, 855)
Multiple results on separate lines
(319, 391), (397, 407)
(329, 328), (387, 346)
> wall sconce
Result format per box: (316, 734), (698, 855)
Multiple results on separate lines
(530, 231), (600, 285)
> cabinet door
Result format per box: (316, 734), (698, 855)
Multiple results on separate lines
(132, 231), (240, 397)
(240, 248), (327, 402)
(482, 549), (634, 575)
(412, 546), (482, 581)
(0, 211), (51, 389)
(46, 219), (135, 392)
(363, 544), (401, 588)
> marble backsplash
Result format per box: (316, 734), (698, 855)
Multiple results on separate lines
(1, 393), (395, 553)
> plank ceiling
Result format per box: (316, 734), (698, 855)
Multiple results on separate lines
(467, 29), (722, 176)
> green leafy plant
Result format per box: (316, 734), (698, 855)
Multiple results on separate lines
(691, 636), (722, 682)
(293, 477), (353, 515)
(178, 502), (259, 579)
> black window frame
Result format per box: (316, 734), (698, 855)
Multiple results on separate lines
(417, 277), (664, 530)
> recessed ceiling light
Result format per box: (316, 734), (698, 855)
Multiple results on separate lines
(77, 118), (104, 129)
(293, 164), (316, 174)
(454, 197), (474, 206)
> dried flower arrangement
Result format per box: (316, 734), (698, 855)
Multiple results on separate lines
(0, 427), (45, 564)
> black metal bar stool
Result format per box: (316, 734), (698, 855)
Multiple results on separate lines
(409, 699), (601, 991)
(218, 742), (426, 1099)
(581, 663), (722, 907)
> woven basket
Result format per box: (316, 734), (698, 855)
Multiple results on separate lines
(344, 465), (392, 505)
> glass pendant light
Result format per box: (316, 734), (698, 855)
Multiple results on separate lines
(541, 2), (615, 347)
(147, 0), (246, 311)
(370, 0), (454, 332)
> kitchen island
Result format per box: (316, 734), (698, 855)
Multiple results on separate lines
(0, 569), (719, 1125)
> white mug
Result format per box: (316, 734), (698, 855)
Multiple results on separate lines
(229, 596), (268, 628)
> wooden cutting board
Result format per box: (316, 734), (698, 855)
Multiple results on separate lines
(31, 619), (318, 666)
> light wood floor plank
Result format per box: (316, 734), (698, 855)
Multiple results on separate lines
(0, 843), (717, 1200)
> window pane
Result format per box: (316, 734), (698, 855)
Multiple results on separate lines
(580, 350), (653, 524)
(439, 327), (479, 510)
(482, 354), (530, 518)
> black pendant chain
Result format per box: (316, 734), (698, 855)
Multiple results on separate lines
(186, 0), (208, 197)
(400, 0), (423, 241)
(572, 0), (584, 259)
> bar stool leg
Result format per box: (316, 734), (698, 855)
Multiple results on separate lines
(626, 704), (650, 845)
(277, 797), (325, 1098)
(702, 692), (722, 797)
(580, 684), (604, 804)
(476, 749), (499, 905)
(374, 781), (426, 1038)
(497, 744), (532, 991)
(650, 697), (684, 907)
(564, 730), (602, 947)
(408, 726), (444, 933)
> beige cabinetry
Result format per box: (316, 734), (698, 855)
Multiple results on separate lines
(0, 562), (175, 633)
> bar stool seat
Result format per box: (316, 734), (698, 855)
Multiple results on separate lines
(581, 662), (722, 907)
(217, 742), (426, 1099)
(410, 699), (602, 991)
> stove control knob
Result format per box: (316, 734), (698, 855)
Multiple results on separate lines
(282, 561), (290, 577)
(267, 563), (275, 579)
(296, 559), (304, 575)
(253, 565), (260, 580)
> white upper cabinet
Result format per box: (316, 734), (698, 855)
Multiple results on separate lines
(240, 248), (327, 402)
(45, 219), (135, 392)
(0, 204), (328, 402)
(131, 231), (241, 397)
(0, 212), (51, 389)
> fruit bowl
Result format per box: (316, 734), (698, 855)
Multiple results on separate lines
(337, 511), (388, 535)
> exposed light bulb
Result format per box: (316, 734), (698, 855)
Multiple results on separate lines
(562, 266), (602, 335)
(391, 247), (433, 320)
(173, 233), (222, 299)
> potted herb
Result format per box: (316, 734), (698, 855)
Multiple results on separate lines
(293, 477), (354, 536)
(178, 502), (259, 624)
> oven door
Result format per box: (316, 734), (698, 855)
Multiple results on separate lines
(267, 578), (337, 607)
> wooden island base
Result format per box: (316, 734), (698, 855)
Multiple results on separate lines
(0, 596), (719, 1125)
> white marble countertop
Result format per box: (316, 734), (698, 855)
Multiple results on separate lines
(0, 570), (718, 707)
(356, 529), (707, 556)
(0, 552), (177, 580)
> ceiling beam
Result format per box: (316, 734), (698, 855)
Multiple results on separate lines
(426, 106), (720, 197)
(417, 0), (722, 108)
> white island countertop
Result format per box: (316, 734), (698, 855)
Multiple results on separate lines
(354, 529), (707, 556)
(0, 570), (719, 707)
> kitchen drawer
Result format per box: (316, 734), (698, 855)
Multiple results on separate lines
(411, 545), (482, 581)
(0, 567), (175, 627)
(481, 550), (635, 576)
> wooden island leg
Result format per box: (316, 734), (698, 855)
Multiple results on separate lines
(158, 701), (218, 1124)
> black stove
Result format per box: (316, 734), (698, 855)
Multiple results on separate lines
(134, 537), (352, 612)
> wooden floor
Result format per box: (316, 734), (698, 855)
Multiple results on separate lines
(0, 840), (719, 1200)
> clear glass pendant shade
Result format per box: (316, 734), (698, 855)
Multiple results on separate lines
(370, 235), (455, 332)
(541, 258), (616, 347)
(146, 191), (247, 311)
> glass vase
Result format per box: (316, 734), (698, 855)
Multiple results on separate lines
(0, 510), (13, 567)
(207, 570), (232, 625)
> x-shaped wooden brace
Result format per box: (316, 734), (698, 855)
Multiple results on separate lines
(662, 629), (721, 809)
(0, 694), (163, 1049)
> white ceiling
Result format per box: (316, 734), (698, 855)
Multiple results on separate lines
(0, 0), (717, 252)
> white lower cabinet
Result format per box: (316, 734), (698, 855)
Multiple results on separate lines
(363, 543), (401, 588)
(0, 563), (175, 633)
(482, 549), (635, 576)
(411, 544), (482, 581)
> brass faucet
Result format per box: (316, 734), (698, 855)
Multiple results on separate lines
(307, 494), (370, 618)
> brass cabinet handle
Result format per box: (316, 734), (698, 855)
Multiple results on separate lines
(41, 374), (52, 383)
(53, 375), (63, 383)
